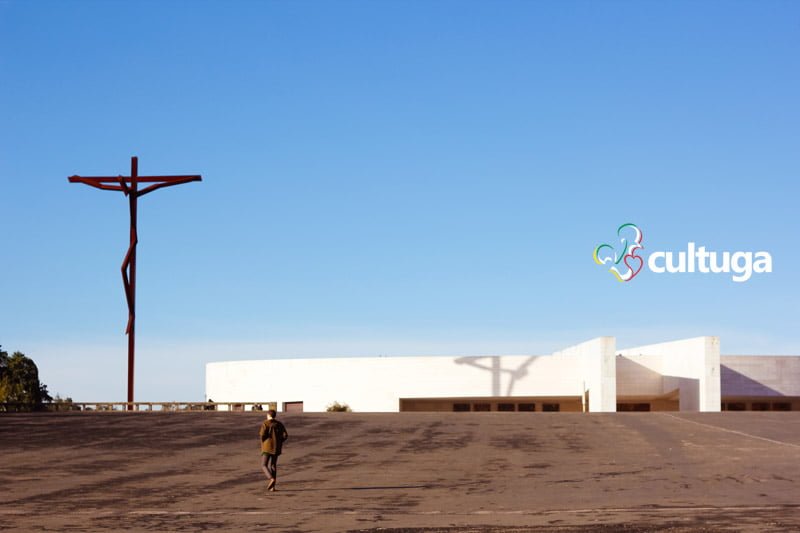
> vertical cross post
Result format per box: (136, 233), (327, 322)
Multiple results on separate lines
(69, 157), (201, 409)
(126, 156), (138, 408)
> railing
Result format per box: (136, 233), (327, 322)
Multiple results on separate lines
(0, 402), (277, 413)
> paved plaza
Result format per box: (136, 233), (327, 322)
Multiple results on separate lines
(1, 412), (799, 531)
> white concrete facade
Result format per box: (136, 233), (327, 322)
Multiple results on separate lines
(204, 335), (780, 413)
(720, 355), (800, 397)
(617, 336), (721, 412)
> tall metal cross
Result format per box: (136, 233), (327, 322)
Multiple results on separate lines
(69, 156), (201, 408)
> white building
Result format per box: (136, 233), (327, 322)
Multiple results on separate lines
(205, 336), (800, 413)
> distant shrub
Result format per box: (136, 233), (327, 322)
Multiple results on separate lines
(51, 395), (80, 412)
(326, 401), (352, 412)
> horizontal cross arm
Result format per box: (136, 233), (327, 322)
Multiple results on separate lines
(67, 177), (126, 191)
(138, 176), (202, 197)
(68, 175), (202, 184)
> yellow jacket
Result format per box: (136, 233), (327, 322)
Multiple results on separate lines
(259, 419), (288, 455)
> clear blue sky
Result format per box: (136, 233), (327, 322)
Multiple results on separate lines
(1, 1), (798, 401)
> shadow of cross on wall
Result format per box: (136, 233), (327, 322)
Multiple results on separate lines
(454, 356), (540, 396)
(721, 364), (785, 396)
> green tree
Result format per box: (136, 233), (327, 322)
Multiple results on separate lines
(0, 345), (52, 411)
(326, 401), (352, 412)
(0, 347), (8, 401)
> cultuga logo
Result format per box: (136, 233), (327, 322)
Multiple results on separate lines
(593, 223), (644, 282)
(593, 223), (772, 283)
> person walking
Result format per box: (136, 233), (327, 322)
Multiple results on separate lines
(259, 409), (288, 492)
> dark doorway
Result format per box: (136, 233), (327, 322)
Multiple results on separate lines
(283, 401), (304, 413)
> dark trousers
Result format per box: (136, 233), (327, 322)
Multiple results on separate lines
(261, 453), (278, 481)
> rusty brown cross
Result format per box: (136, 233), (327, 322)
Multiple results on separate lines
(69, 156), (201, 409)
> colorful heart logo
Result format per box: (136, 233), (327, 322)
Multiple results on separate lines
(593, 223), (644, 282)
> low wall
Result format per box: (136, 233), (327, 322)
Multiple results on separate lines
(206, 337), (619, 412)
